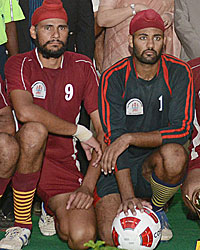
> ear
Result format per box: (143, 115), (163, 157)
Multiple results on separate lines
(30, 25), (37, 40)
(128, 35), (134, 49)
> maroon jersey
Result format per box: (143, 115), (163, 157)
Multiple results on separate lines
(5, 49), (99, 166)
(0, 76), (8, 109)
(188, 58), (200, 170)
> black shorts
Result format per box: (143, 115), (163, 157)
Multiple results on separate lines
(94, 150), (155, 205)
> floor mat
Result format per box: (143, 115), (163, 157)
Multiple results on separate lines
(0, 190), (199, 250)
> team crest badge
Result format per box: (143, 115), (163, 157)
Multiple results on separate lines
(31, 81), (46, 99)
(126, 98), (144, 115)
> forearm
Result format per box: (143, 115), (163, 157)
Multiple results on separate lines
(5, 22), (19, 56)
(16, 102), (77, 136)
(97, 4), (148, 27)
(97, 6), (133, 27)
(122, 130), (162, 148)
(82, 161), (101, 192)
(115, 168), (135, 201)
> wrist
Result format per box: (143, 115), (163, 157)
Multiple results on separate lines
(121, 194), (135, 202)
(121, 133), (131, 146)
(81, 182), (94, 193)
(73, 124), (93, 142)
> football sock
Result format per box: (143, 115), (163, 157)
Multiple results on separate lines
(150, 171), (182, 211)
(0, 177), (11, 198)
(12, 171), (40, 230)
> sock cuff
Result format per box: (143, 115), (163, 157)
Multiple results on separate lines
(151, 171), (184, 188)
(12, 171), (41, 191)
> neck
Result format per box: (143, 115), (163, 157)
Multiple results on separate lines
(133, 56), (160, 81)
(38, 52), (63, 69)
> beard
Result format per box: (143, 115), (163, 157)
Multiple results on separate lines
(34, 34), (67, 59)
(133, 42), (163, 65)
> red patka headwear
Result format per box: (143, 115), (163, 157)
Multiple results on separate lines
(129, 9), (164, 35)
(31, 0), (68, 26)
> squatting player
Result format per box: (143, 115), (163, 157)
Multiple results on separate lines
(95, 9), (194, 245)
(182, 57), (200, 218)
(0, 0), (103, 250)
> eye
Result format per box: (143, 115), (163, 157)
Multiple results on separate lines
(44, 25), (52, 31)
(139, 36), (147, 40)
(58, 26), (68, 31)
(154, 36), (161, 41)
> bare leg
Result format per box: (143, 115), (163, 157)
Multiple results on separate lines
(181, 168), (200, 214)
(0, 133), (19, 198)
(142, 143), (188, 184)
(15, 122), (48, 173)
(13, 122), (48, 229)
(49, 193), (96, 250)
(95, 193), (121, 246)
(0, 133), (19, 178)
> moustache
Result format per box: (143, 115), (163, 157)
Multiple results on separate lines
(142, 49), (157, 55)
(43, 40), (64, 47)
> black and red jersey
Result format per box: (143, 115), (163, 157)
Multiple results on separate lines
(99, 55), (194, 171)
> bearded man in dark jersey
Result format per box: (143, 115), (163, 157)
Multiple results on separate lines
(96, 9), (194, 246)
(0, 0), (103, 250)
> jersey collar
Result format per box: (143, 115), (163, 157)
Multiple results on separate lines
(35, 48), (64, 69)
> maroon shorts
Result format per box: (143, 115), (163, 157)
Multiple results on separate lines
(37, 157), (83, 207)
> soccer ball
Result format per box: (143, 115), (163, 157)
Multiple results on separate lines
(111, 207), (161, 250)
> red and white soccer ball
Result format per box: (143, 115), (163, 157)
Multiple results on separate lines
(111, 207), (161, 250)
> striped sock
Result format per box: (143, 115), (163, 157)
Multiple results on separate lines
(0, 177), (11, 198)
(12, 171), (40, 230)
(151, 171), (182, 211)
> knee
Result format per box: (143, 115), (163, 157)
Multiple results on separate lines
(59, 222), (96, 250)
(70, 225), (96, 250)
(160, 143), (188, 175)
(0, 133), (19, 156)
(18, 122), (48, 150)
(0, 133), (19, 176)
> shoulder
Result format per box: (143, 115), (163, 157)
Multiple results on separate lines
(102, 57), (131, 77)
(5, 51), (36, 77)
(162, 54), (192, 73)
(64, 51), (92, 62)
(188, 57), (200, 71)
(6, 51), (34, 68)
(63, 51), (94, 68)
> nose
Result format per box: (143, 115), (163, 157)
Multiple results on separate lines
(146, 37), (154, 49)
(52, 28), (60, 38)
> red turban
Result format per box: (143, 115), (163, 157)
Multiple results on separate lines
(129, 9), (164, 35)
(31, 0), (68, 26)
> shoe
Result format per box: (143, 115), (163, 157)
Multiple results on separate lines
(0, 226), (31, 250)
(0, 210), (14, 231)
(38, 202), (56, 236)
(155, 209), (173, 241)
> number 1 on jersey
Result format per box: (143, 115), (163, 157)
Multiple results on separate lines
(158, 95), (163, 111)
